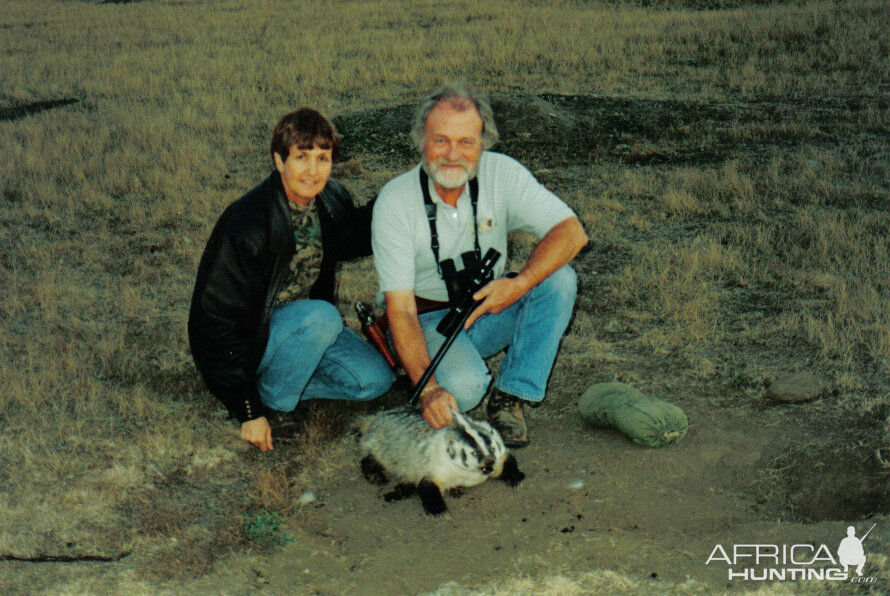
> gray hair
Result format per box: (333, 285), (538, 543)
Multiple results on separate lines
(409, 82), (499, 153)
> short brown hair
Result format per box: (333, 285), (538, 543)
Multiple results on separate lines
(270, 107), (340, 164)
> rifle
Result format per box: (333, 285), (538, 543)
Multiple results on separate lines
(861, 523), (876, 542)
(409, 247), (501, 405)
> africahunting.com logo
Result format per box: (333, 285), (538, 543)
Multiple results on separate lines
(706, 524), (878, 583)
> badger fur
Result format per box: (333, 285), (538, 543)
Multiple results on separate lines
(358, 406), (525, 515)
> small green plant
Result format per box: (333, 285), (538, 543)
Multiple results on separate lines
(241, 510), (293, 547)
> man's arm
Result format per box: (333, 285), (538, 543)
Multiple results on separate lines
(465, 216), (587, 328)
(385, 289), (458, 429)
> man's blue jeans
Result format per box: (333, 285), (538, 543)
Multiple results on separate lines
(417, 265), (577, 412)
(257, 300), (395, 412)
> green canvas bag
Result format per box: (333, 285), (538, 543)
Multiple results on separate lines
(578, 382), (688, 447)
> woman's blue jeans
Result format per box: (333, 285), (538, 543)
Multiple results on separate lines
(257, 300), (395, 412)
(417, 265), (577, 412)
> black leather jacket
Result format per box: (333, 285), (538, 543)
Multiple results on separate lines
(188, 171), (372, 422)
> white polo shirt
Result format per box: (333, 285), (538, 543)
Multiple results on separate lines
(372, 151), (576, 302)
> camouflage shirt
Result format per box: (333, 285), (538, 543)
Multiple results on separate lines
(274, 199), (323, 307)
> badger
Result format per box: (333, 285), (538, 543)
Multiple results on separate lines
(357, 406), (525, 515)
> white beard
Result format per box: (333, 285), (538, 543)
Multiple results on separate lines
(426, 158), (477, 189)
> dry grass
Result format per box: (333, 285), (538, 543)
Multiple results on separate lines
(1, 0), (889, 592)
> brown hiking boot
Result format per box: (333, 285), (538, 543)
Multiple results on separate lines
(486, 388), (529, 448)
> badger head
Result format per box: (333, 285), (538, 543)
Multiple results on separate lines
(448, 409), (507, 476)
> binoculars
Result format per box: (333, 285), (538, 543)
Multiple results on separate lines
(435, 248), (501, 337)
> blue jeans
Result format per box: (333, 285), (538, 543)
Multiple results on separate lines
(257, 300), (395, 412)
(417, 265), (577, 412)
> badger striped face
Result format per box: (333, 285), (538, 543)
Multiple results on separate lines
(449, 410), (506, 475)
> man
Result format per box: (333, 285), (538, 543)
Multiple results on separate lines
(189, 108), (395, 452)
(838, 526), (868, 577)
(372, 84), (587, 446)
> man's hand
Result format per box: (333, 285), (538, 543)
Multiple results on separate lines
(466, 216), (588, 329)
(464, 276), (529, 329)
(419, 385), (458, 429)
(241, 416), (274, 452)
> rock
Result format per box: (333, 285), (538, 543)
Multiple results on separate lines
(297, 490), (317, 505)
(765, 372), (824, 403)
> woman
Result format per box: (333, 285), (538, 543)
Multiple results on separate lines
(189, 108), (395, 451)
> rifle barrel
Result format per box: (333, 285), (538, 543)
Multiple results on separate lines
(861, 523), (876, 542)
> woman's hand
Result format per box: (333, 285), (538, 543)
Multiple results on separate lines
(241, 416), (274, 452)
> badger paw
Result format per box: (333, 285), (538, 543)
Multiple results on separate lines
(383, 483), (417, 502)
(360, 455), (389, 485)
(418, 478), (447, 515)
(497, 453), (525, 487)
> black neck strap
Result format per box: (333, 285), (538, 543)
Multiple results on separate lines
(419, 168), (480, 275)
